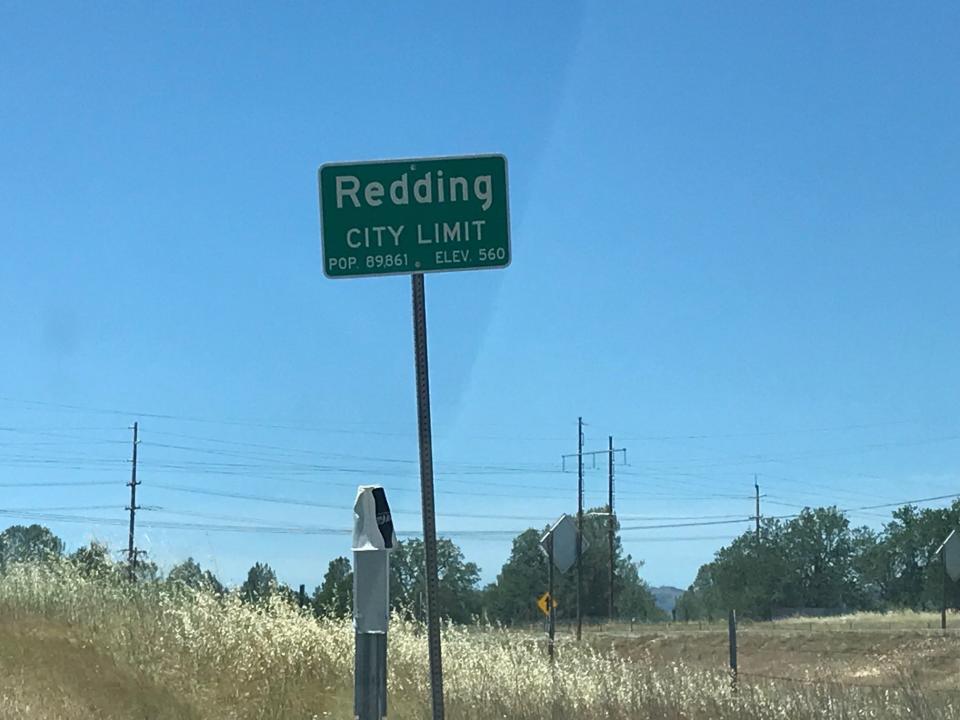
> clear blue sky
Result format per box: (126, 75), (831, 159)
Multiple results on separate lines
(1, 2), (958, 593)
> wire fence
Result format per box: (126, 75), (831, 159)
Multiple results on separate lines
(558, 613), (960, 698)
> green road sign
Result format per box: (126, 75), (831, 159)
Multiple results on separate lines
(319, 154), (510, 278)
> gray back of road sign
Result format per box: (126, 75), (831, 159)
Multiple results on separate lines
(941, 530), (960, 582)
(540, 514), (583, 574)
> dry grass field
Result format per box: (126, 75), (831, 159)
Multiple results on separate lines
(589, 613), (960, 694)
(0, 561), (958, 719)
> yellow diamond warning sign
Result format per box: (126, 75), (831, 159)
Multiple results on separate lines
(536, 592), (558, 616)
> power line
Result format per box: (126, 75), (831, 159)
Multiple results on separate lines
(9, 396), (955, 447)
(0, 438), (896, 500)
(0, 397), (409, 436)
(0, 503), (805, 544)
(0, 507), (521, 539)
(142, 466), (572, 501)
(5, 411), (942, 510)
(1, 489), (957, 543)
(614, 417), (935, 442)
(128, 460), (673, 500)
(144, 433), (562, 473)
(621, 517), (757, 531)
(148, 483), (563, 522)
(0, 426), (127, 443)
(130, 438), (568, 477)
(0, 481), (117, 488)
(0, 396), (569, 442)
(617, 467), (901, 505)
(622, 433), (960, 472)
(4, 424), (565, 477)
(4, 402), (960, 551)
(612, 512), (754, 521)
(0, 456), (126, 465)
(0, 505), (124, 512)
(621, 493), (960, 532)
(845, 493), (960, 513)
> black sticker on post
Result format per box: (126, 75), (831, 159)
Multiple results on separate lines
(372, 487), (394, 549)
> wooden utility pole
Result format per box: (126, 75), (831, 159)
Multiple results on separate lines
(126, 422), (140, 581)
(576, 417), (584, 641)
(607, 435), (615, 621)
(754, 475), (761, 543)
(558, 428), (626, 639)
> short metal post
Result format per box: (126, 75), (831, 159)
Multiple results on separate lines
(728, 609), (738, 688)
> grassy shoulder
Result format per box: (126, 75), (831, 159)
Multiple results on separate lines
(0, 561), (959, 719)
(0, 616), (199, 719)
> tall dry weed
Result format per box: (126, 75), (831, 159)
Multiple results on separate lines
(0, 560), (956, 719)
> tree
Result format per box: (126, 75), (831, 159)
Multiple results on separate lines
(675, 563), (722, 621)
(314, 556), (353, 618)
(168, 557), (224, 594)
(780, 507), (860, 608)
(70, 541), (115, 578)
(873, 501), (960, 610)
(240, 562), (278, 603)
(677, 507), (886, 620)
(849, 526), (883, 610)
(616, 557), (664, 621)
(483, 508), (666, 624)
(130, 556), (160, 583)
(390, 538), (481, 623)
(0, 524), (64, 569)
(576, 506), (665, 621)
(483, 529), (548, 624)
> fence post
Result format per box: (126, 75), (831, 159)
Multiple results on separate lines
(728, 609), (738, 689)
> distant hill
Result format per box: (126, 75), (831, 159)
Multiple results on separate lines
(651, 586), (684, 614)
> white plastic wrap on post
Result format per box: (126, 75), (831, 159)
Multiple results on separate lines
(353, 485), (395, 634)
(353, 485), (395, 720)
